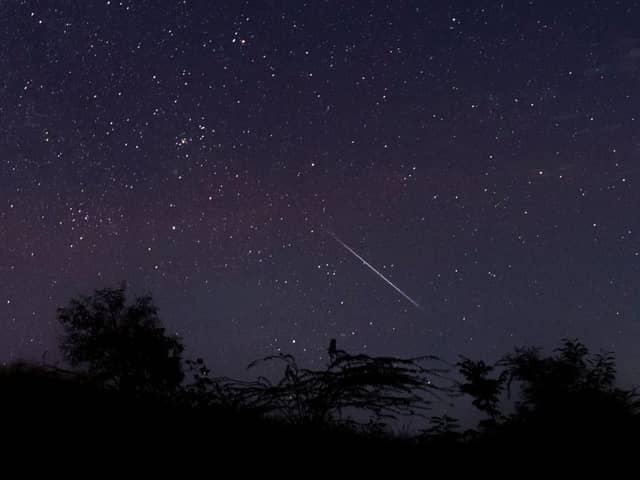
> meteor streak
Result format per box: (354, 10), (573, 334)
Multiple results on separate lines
(327, 231), (424, 312)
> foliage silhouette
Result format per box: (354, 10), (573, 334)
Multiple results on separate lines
(6, 284), (639, 459)
(453, 339), (640, 449)
(457, 357), (505, 420)
(420, 414), (461, 445)
(499, 339), (639, 428)
(57, 285), (185, 396)
(218, 339), (454, 427)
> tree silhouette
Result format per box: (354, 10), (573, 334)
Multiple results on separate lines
(499, 339), (639, 428)
(454, 339), (640, 446)
(457, 357), (505, 421)
(57, 286), (184, 396)
(46, 283), (640, 453)
(221, 339), (453, 427)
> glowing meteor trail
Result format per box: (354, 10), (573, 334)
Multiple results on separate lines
(327, 231), (424, 312)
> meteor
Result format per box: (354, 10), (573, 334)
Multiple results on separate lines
(327, 231), (424, 312)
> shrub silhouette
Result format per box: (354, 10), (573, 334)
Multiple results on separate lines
(17, 285), (637, 455)
(499, 340), (638, 430)
(454, 339), (639, 447)
(57, 285), (185, 396)
(220, 339), (453, 428)
(420, 414), (461, 444)
(458, 357), (505, 421)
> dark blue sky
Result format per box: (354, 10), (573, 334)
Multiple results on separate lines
(2, 0), (640, 381)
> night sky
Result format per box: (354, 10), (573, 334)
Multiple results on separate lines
(2, 1), (640, 381)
